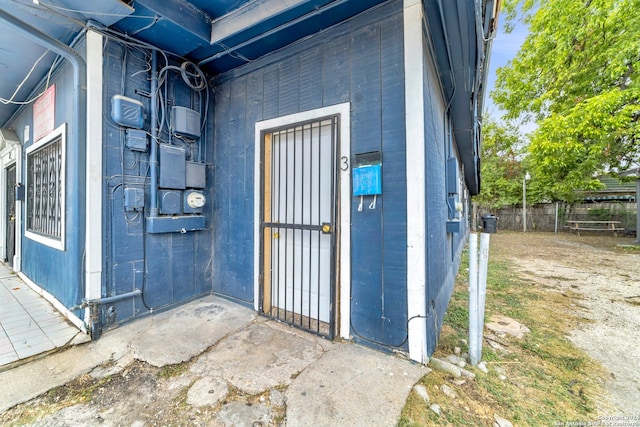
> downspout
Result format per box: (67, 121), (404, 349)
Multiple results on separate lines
(0, 10), (86, 307)
(149, 50), (159, 217)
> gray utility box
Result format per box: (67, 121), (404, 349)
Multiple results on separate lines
(186, 161), (206, 188)
(172, 106), (201, 138)
(124, 186), (144, 211)
(126, 129), (148, 152)
(159, 144), (186, 189)
(159, 190), (182, 215)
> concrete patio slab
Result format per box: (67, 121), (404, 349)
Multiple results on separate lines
(1, 294), (426, 426)
(190, 322), (324, 394)
(285, 343), (426, 426)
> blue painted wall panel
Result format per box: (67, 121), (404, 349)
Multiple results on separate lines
(108, 261), (140, 324)
(211, 78), (253, 301)
(321, 34), (350, 106)
(262, 66), (279, 120)
(241, 74), (261, 291)
(278, 56), (300, 117)
(420, 24), (469, 355)
(299, 47), (324, 112)
(349, 26), (382, 154)
(101, 38), (214, 326)
(212, 1), (407, 347)
(10, 38), (87, 310)
(144, 234), (173, 308)
(172, 233), (196, 301)
(380, 9), (408, 346)
(348, 19), (386, 344)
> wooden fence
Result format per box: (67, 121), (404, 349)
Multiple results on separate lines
(476, 201), (637, 234)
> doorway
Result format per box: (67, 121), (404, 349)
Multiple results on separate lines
(260, 116), (339, 338)
(5, 163), (16, 266)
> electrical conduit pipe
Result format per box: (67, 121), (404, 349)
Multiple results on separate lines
(149, 49), (159, 217)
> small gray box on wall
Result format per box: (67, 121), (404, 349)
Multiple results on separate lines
(159, 190), (182, 215)
(186, 161), (206, 188)
(126, 129), (148, 152)
(159, 144), (186, 189)
(172, 106), (201, 138)
(124, 186), (144, 211)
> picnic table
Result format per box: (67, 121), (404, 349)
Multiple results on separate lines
(566, 220), (624, 237)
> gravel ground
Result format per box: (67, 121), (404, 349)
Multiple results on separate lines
(492, 232), (640, 416)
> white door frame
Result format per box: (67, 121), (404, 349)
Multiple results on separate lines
(254, 102), (351, 339)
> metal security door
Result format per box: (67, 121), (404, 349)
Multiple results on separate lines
(5, 164), (16, 265)
(260, 116), (338, 338)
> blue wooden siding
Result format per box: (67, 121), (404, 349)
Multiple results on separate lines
(421, 27), (469, 354)
(10, 39), (86, 310)
(212, 0), (408, 347)
(102, 39), (214, 326)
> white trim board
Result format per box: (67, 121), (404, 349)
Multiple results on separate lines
(18, 271), (86, 333)
(254, 102), (351, 339)
(404, 0), (428, 364)
(85, 30), (104, 328)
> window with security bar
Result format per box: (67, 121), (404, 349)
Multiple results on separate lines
(25, 123), (66, 250)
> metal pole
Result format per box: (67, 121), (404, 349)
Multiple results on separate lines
(636, 179), (640, 244)
(523, 176), (527, 233)
(477, 232), (491, 362)
(468, 233), (479, 366)
(69, 289), (143, 311)
(555, 201), (559, 234)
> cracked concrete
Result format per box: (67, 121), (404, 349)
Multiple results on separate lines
(0, 295), (426, 426)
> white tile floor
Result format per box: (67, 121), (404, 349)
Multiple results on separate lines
(0, 264), (81, 368)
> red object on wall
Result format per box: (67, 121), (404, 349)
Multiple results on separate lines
(33, 84), (55, 142)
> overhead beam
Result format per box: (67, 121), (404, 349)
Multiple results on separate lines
(135, 0), (211, 44)
(211, 0), (309, 44)
(59, 0), (134, 26)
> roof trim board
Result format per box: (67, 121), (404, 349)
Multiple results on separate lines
(211, 0), (321, 44)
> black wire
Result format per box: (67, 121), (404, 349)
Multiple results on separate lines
(140, 213), (154, 312)
(349, 314), (428, 350)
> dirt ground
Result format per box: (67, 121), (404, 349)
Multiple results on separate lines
(491, 231), (640, 416)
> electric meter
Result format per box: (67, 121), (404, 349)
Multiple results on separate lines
(186, 191), (206, 209)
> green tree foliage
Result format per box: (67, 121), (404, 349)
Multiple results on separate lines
(476, 119), (529, 208)
(492, 0), (640, 200)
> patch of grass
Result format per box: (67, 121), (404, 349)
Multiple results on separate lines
(625, 296), (640, 307)
(444, 303), (469, 332)
(400, 234), (609, 426)
(158, 362), (190, 379)
(0, 375), (110, 427)
(620, 244), (640, 253)
(544, 275), (577, 282)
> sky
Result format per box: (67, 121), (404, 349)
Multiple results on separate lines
(483, 14), (530, 122)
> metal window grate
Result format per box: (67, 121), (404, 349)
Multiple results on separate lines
(260, 116), (339, 339)
(27, 135), (63, 240)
